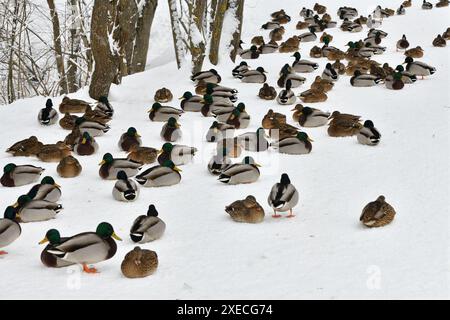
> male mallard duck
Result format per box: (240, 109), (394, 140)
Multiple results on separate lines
(300, 7), (314, 18)
(27, 176), (61, 202)
(277, 65), (306, 88)
(397, 4), (406, 15)
(154, 87), (173, 103)
(191, 69), (221, 84)
(396, 34), (410, 51)
(262, 109), (286, 129)
(422, 0), (433, 9)
(1, 164), (44, 187)
(74, 132), (98, 156)
(148, 102), (183, 122)
(225, 195), (265, 223)
(6, 136), (43, 157)
(0, 206), (21, 255)
(224, 104), (250, 129)
(135, 160), (181, 187)
(238, 67), (267, 83)
(160, 117), (182, 142)
(237, 127), (269, 152)
(322, 63), (339, 81)
(360, 196), (396, 227)
(311, 76), (334, 92)
(232, 62), (250, 78)
(436, 0), (449, 7)
(206, 121), (235, 142)
(59, 96), (91, 113)
(357, 120), (381, 146)
(432, 34), (446, 47)
(217, 137), (242, 158)
(39, 222), (121, 273)
(99, 153), (142, 180)
(338, 6), (358, 19)
(403, 57), (436, 78)
(59, 113), (78, 130)
(75, 117), (110, 137)
(279, 36), (300, 53)
(262, 21), (280, 30)
(206, 85), (237, 103)
(130, 205), (166, 243)
(298, 27), (317, 42)
(95, 96), (114, 117)
(38, 99), (59, 126)
(218, 157), (260, 185)
(240, 45), (260, 59)
(57, 156), (82, 178)
(127, 145), (158, 165)
(37, 142), (72, 162)
(14, 194), (62, 223)
(299, 88), (328, 103)
(113, 171), (139, 202)
(364, 33), (383, 46)
(328, 112), (363, 137)
(179, 91), (203, 112)
(121, 246), (158, 279)
(394, 65), (417, 84)
(268, 174), (299, 218)
(385, 72), (405, 90)
(350, 70), (382, 87)
(292, 105), (330, 127)
(158, 143), (197, 166)
(271, 132), (313, 155)
(332, 60), (346, 75)
(258, 83), (277, 100)
(291, 52), (319, 73)
(277, 80), (296, 105)
(310, 45), (323, 58)
(405, 46), (424, 58)
(39, 229), (74, 268)
(269, 123), (301, 140)
(195, 82), (237, 96)
(118, 127), (141, 152)
(259, 40), (279, 54)
(320, 32), (333, 43)
(203, 95), (234, 118)
(208, 149), (232, 175)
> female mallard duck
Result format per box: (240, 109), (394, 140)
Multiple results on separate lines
(57, 156), (82, 178)
(291, 52), (319, 73)
(402, 0), (412, 7)
(314, 3), (327, 14)
(328, 112), (363, 137)
(396, 34), (409, 51)
(357, 120), (381, 146)
(135, 160), (181, 187)
(37, 142), (72, 162)
(360, 196), (396, 227)
(232, 62), (250, 78)
(258, 83), (277, 100)
(322, 63), (339, 81)
(298, 27), (317, 42)
(113, 171), (139, 202)
(240, 45), (260, 59)
(296, 21), (310, 30)
(238, 67), (267, 83)
(75, 117), (110, 137)
(332, 60), (346, 75)
(350, 70), (382, 87)
(422, 0), (433, 9)
(99, 153), (142, 180)
(279, 36), (300, 53)
(84, 105), (112, 124)
(271, 132), (312, 155)
(292, 105), (330, 127)
(272, 12), (291, 24)
(268, 174), (299, 218)
(180, 91), (203, 112)
(39, 229), (74, 268)
(59, 113), (78, 130)
(38, 99), (59, 126)
(154, 87), (173, 103)
(269, 122), (301, 140)
(310, 45), (323, 58)
(0, 206), (21, 255)
(64, 128), (81, 150)
(224, 104), (250, 129)
(262, 109), (286, 129)
(311, 76), (334, 92)
(59, 96), (91, 113)
(262, 21), (280, 30)
(299, 88), (328, 103)
(160, 117), (182, 142)
(217, 138), (242, 158)
(259, 40), (279, 54)
(206, 121), (235, 142)
(157, 143), (197, 166)
(237, 127), (269, 152)
(323, 46), (346, 61)
(127, 145), (158, 165)
(15, 194), (62, 223)
(432, 34), (446, 47)
(74, 132), (98, 156)
(27, 176), (61, 202)
(1, 163), (44, 187)
(405, 46), (424, 58)
(225, 195), (265, 223)
(443, 27), (450, 40)
(436, 0), (449, 7)
(95, 96), (114, 118)
(148, 102), (183, 122)
(6, 136), (43, 157)
(385, 72), (405, 90)
(39, 222), (122, 273)
(121, 246), (158, 278)
(118, 127), (142, 152)
(218, 157), (260, 185)
(277, 80), (296, 105)
(130, 205), (166, 243)
(403, 57), (436, 78)
(191, 69), (221, 84)
(251, 36), (264, 45)
(208, 149), (232, 175)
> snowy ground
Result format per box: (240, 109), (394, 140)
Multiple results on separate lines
(0, 0), (449, 299)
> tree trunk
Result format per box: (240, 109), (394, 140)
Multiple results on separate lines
(7, 0), (20, 104)
(67, 0), (80, 93)
(115, 0), (138, 77)
(208, 0), (228, 65)
(190, 0), (207, 73)
(229, 0), (244, 63)
(168, 0), (184, 69)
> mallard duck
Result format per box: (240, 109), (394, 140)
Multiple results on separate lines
(268, 174), (299, 218)
(332, 60), (346, 75)
(113, 171), (139, 202)
(262, 109), (286, 129)
(357, 120), (381, 146)
(208, 149), (232, 175)
(320, 32), (333, 44)
(350, 70), (382, 87)
(422, 0), (433, 9)
(39, 222), (121, 273)
(385, 72), (405, 90)
(277, 66), (306, 88)
(259, 40), (279, 54)
(225, 195), (265, 223)
(298, 27), (317, 42)
(394, 65), (417, 84)
(135, 160), (181, 187)
(338, 6), (358, 19)
(269, 122), (301, 140)
(402, 0), (412, 7)
(99, 153), (142, 180)
(328, 113), (363, 137)
(296, 21), (310, 30)
(262, 21), (280, 30)
(310, 45), (323, 58)
(84, 105), (111, 124)
(121, 246), (158, 278)
(443, 27), (450, 40)
(272, 12), (291, 24)
(59, 113), (78, 130)
(218, 157), (260, 185)
(118, 127), (141, 152)
(157, 143), (197, 166)
(271, 9), (286, 18)
(300, 7), (314, 18)
(195, 82), (237, 96)
(206, 86), (237, 103)
(6, 136), (43, 157)
(405, 46), (424, 58)
(179, 91), (203, 112)
(237, 128), (269, 152)
(191, 69), (221, 84)
(38, 99), (59, 126)
(323, 46), (346, 61)
(27, 176), (61, 202)
(240, 45), (260, 59)
(279, 36), (300, 53)
(217, 137), (242, 158)
(63, 128), (81, 150)
(1, 164), (44, 187)
(148, 102), (183, 122)
(75, 117), (110, 137)
(154, 87), (173, 103)
(436, 0), (449, 7)
(39, 229), (74, 268)
(127, 145), (158, 165)
(57, 156), (82, 178)
(0, 206), (21, 255)
(14, 194), (62, 223)
(322, 63), (339, 81)
(37, 142), (72, 162)
(160, 117), (182, 142)
(277, 80), (296, 105)
(404, 57), (436, 78)
(224, 105), (250, 129)
(396, 34), (410, 51)
(200, 95), (229, 118)
(271, 131), (313, 155)
(370, 64), (387, 79)
(258, 83), (277, 100)
(59, 96), (91, 113)
(291, 52), (319, 73)
(74, 132), (98, 156)
(293, 105), (330, 127)
(432, 34), (446, 47)
(130, 205), (166, 243)
(95, 96), (114, 117)
(232, 62), (250, 78)
(311, 76), (334, 92)
(238, 67), (267, 83)
(206, 121), (235, 142)
(397, 4), (406, 14)
(299, 88), (328, 103)
(314, 3), (327, 14)
(360, 196), (396, 227)
(354, 15), (368, 25)
(364, 33), (383, 46)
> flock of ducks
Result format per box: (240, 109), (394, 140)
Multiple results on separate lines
(1, 1), (448, 276)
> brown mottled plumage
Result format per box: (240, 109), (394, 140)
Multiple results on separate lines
(225, 196), (265, 223)
(310, 45), (323, 58)
(262, 109), (286, 129)
(59, 113), (78, 130)
(37, 142), (72, 162)
(311, 76), (334, 92)
(59, 96), (91, 113)
(360, 196), (396, 227)
(121, 247), (158, 278)
(432, 34), (446, 47)
(57, 156), (82, 178)
(279, 36), (299, 53)
(269, 123), (300, 140)
(299, 88), (327, 103)
(127, 145), (158, 164)
(328, 111), (362, 137)
(6, 136), (43, 157)
(258, 83), (277, 100)
(405, 46), (424, 58)
(154, 87), (173, 103)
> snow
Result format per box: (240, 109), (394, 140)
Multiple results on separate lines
(0, 0), (449, 299)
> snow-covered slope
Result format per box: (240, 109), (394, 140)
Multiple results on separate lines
(0, 0), (449, 299)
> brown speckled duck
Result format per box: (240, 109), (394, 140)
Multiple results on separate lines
(360, 196), (396, 228)
(262, 109), (286, 129)
(57, 156), (82, 178)
(6, 136), (43, 157)
(37, 142), (72, 162)
(432, 34), (446, 47)
(154, 87), (173, 103)
(299, 88), (328, 103)
(405, 46), (424, 58)
(59, 96), (91, 114)
(258, 83), (277, 100)
(59, 113), (78, 130)
(328, 111), (362, 137)
(121, 247), (158, 278)
(311, 76), (334, 92)
(225, 196), (265, 223)
(127, 145), (158, 165)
